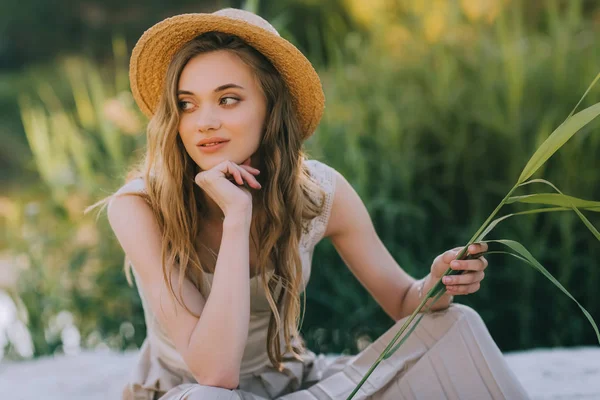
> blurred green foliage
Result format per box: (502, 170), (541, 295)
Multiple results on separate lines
(2, 0), (600, 360)
(303, 0), (600, 353)
(4, 37), (147, 357)
(0, 0), (359, 191)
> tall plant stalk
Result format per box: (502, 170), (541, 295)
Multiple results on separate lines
(347, 73), (600, 399)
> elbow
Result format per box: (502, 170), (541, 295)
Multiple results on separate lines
(193, 369), (240, 390)
(394, 281), (417, 321)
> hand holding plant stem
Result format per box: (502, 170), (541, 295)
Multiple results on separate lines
(346, 72), (600, 400)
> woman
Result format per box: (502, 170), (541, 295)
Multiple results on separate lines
(105, 8), (529, 400)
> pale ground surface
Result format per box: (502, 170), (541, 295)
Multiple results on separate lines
(0, 347), (598, 399)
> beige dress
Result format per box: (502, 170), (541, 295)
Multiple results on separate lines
(122, 160), (529, 400)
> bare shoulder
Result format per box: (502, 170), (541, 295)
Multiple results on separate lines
(106, 179), (159, 277)
(113, 177), (147, 197)
(324, 167), (371, 239)
(107, 177), (152, 224)
(107, 178), (149, 218)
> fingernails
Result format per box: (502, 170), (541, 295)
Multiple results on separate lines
(443, 277), (452, 284)
(451, 261), (460, 268)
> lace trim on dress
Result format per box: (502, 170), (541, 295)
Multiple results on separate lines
(300, 159), (337, 250)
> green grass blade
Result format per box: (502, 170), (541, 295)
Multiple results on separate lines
(517, 102), (600, 184)
(462, 186), (519, 257)
(64, 57), (96, 131)
(346, 279), (447, 399)
(510, 207), (574, 215)
(520, 179), (600, 241)
(383, 289), (447, 359)
(565, 72), (600, 121)
(475, 214), (513, 242)
(475, 205), (598, 243)
(484, 251), (529, 263)
(507, 193), (600, 209)
(383, 312), (426, 360)
(488, 240), (600, 344)
(474, 206), (586, 242)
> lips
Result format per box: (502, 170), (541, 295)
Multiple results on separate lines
(199, 141), (226, 147)
(196, 137), (230, 147)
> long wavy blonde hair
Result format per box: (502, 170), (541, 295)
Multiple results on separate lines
(90, 31), (325, 370)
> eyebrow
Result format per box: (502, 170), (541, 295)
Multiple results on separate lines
(177, 83), (245, 96)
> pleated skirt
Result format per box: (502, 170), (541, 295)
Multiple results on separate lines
(151, 304), (529, 400)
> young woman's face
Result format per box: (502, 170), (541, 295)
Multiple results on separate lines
(177, 50), (267, 171)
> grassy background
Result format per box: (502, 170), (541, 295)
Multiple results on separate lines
(1, 0), (599, 360)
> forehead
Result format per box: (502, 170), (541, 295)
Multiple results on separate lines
(178, 50), (257, 91)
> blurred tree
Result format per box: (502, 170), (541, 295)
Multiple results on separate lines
(0, 0), (361, 71)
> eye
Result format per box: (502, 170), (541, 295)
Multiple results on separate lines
(220, 97), (240, 107)
(178, 100), (194, 111)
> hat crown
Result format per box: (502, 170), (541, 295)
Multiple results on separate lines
(213, 8), (280, 37)
(130, 7), (324, 138)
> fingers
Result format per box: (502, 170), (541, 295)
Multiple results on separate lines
(443, 271), (484, 286)
(444, 270), (484, 295)
(239, 164), (260, 175)
(449, 256), (488, 272)
(195, 160), (261, 190)
(442, 242), (488, 264)
(435, 242), (489, 296)
(442, 249), (461, 264)
(467, 242), (488, 255)
(231, 163), (261, 189)
(446, 282), (481, 295)
(218, 161), (243, 185)
(230, 164), (244, 185)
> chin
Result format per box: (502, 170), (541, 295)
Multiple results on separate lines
(194, 154), (242, 171)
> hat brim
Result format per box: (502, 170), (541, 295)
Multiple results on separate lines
(129, 13), (324, 138)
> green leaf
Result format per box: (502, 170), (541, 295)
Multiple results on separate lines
(520, 179), (600, 241)
(384, 289), (448, 359)
(346, 279), (450, 399)
(475, 214), (513, 242)
(474, 207), (573, 242)
(488, 240), (600, 344)
(484, 251), (529, 263)
(566, 72), (600, 121)
(507, 193), (600, 210)
(383, 312), (426, 359)
(517, 102), (600, 184)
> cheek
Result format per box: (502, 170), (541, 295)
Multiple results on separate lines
(229, 110), (264, 143)
(178, 118), (195, 148)
(177, 121), (202, 167)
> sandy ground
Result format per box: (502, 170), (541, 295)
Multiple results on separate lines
(0, 347), (598, 399)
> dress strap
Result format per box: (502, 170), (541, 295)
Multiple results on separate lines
(302, 159), (337, 249)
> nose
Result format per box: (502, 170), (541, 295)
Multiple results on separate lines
(194, 106), (221, 132)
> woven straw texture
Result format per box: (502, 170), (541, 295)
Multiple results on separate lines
(129, 8), (325, 138)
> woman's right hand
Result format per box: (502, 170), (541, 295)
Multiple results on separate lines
(194, 158), (261, 217)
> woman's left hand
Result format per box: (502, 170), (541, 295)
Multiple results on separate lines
(430, 243), (489, 295)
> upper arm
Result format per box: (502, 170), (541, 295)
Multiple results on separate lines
(324, 170), (414, 320)
(106, 180), (206, 372)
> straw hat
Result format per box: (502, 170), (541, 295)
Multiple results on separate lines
(129, 8), (325, 139)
